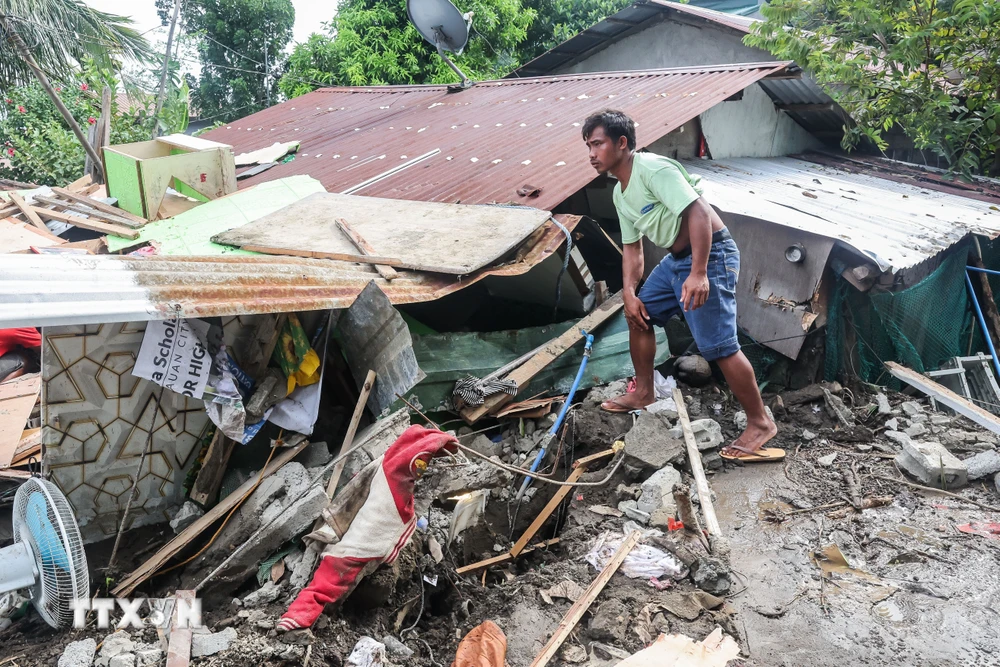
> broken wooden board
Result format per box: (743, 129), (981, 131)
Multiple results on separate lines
(615, 627), (741, 666)
(30, 206), (140, 239)
(456, 538), (561, 575)
(0, 218), (65, 253)
(0, 375), (41, 468)
(165, 590), (195, 667)
(674, 387), (722, 537)
(886, 361), (1000, 435)
(112, 438), (310, 597)
(51, 187), (148, 226)
(235, 141), (299, 166)
(336, 218), (398, 281)
(212, 192), (552, 275)
(461, 293), (625, 423)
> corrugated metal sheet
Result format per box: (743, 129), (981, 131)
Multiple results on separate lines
(683, 157), (1000, 271)
(0, 217), (577, 328)
(651, 0), (757, 33)
(200, 63), (792, 213)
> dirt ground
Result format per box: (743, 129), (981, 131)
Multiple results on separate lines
(3, 383), (1000, 666)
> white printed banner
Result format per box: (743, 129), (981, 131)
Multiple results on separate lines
(133, 318), (212, 399)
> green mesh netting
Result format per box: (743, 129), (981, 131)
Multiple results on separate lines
(825, 247), (977, 385)
(738, 330), (780, 381)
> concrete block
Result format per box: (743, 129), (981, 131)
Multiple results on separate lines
(59, 639), (97, 667)
(244, 475), (286, 517)
(243, 580), (284, 608)
(645, 398), (678, 420)
(884, 431), (911, 447)
(275, 462), (312, 502)
(668, 418), (723, 451)
(191, 627), (237, 658)
(637, 465), (682, 515)
(901, 401), (923, 417)
(876, 394), (892, 415)
(135, 647), (162, 667)
(295, 441), (332, 468)
(895, 440), (967, 489)
(904, 423), (928, 439)
(701, 450), (723, 471)
(96, 631), (134, 667)
(382, 635), (415, 660)
(734, 407), (774, 432)
(624, 412), (685, 472)
(885, 418), (899, 431)
(466, 434), (502, 458)
(428, 459), (512, 502)
(108, 655), (135, 667)
(963, 449), (1000, 480)
(169, 501), (204, 535)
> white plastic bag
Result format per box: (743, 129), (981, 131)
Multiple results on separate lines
(584, 525), (686, 581)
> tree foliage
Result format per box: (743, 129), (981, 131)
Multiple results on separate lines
(159, 0), (294, 123)
(0, 0), (152, 89)
(746, 0), (1000, 177)
(519, 0), (630, 63)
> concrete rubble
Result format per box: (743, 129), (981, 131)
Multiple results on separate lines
(895, 439), (968, 488)
(191, 627), (238, 658)
(58, 639), (97, 667)
(168, 501), (205, 534)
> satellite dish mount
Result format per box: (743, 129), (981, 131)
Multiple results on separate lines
(407, 0), (475, 89)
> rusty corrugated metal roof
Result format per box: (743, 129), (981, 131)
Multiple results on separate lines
(201, 63), (792, 212)
(0, 217), (577, 327)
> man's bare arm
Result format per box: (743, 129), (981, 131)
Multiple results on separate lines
(623, 241), (650, 330)
(680, 198), (714, 311)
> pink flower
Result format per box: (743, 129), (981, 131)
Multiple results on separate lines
(87, 117), (96, 124)
(80, 84), (89, 91)
(3, 98), (11, 104)
(17, 106), (25, 113)
(7, 148), (14, 157)
(55, 87), (62, 92)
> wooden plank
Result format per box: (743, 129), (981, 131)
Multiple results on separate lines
(29, 206), (140, 239)
(323, 370), (377, 501)
(0, 375), (41, 469)
(65, 174), (93, 192)
(33, 194), (144, 229)
(461, 293), (624, 423)
(530, 530), (642, 667)
(7, 193), (54, 236)
(336, 218), (399, 281)
(673, 387), (722, 537)
(509, 448), (615, 557)
(188, 431), (236, 506)
(0, 218), (65, 252)
(238, 244), (406, 267)
(456, 538), (561, 575)
(112, 438), (310, 597)
(212, 191), (552, 275)
(52, 187), (148, 225)
(886, 361), (1000, 435)
(165, 590), (195, 667)
(157, 133), (231, 152)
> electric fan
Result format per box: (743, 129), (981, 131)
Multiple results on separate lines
(0, 477), (89, 628)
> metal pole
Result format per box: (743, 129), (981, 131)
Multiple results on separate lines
(964, 270), (1000, 381)
(966, 266), (1000, 278)
(264, 41), (270, 107)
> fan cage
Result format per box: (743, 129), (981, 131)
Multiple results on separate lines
(12, 478), (89, 628)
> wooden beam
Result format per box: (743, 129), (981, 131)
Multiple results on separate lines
(336, 218), (399, 281)
(165, 590), (195, 667)
(112, 438), (310, 597)
(29, 206), (140, 240)
(188, 431), (237, 507)
(509, 448), (615, 557)
(51, 187), (148, 226)
(456, 538), (561, 575)
(886, 361), (1000, 435)
(239, 244), (406, 268)
(461, 292), (625, 423)
(530, 530), (642, 667)
(33, 194), (143, 229)
(7, 193), (59, 239)
(324, 369), (377, 499)
(673, 387), (722, 537)
(775, 103), (836, 112)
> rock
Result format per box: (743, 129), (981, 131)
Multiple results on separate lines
(191, 627), (238, 658)
(467, 434), (502, 458)
(734, 407), (774, 432)
(345, 637), (387, 667)
(588, 598), (629, 642)
(909, 413), (929, 424)
(586, 380), (629, 407)
(243, 580), (284, 608)
(885, 430), (911, 447)
(995, 472), (1000, 495)
(876, 394), (892, 415)
(290, 546), (320, 590)
(108, 655), (135, 667)
(169, 501), (205, 534)
(646, 398), (678, 420)
(802, 429), (818, 441)
(901, 401), (923, 417)
(885, 418), (900, 431)
(295, 441), (332, 468)
(667, 419), (723, 451)
(275, 462), (312, 503)
(457, 426), (474, 437)
(382, 635), (415, 661)
(856, 444), (873, 453)
(623, 412), (685, 472)
(538, 412), (558, 430)
(617, 500), (650, 524)
(701, 450), (723, 471)
(277, 646), (306, 661)
(929, 414), (951, 426)
(244, 475), (286, 516)
(637, 465), (682, 515)
(895, 440), (968, 489)
(590, 643), (632, 661)
(524, 420), (537, 436)
(561, 644), (588, 663)
(59, 639), (97, 667)
(904, 423), (928, 439)
(96, 631), (134, 667)
(676, 355), (712, 387)
(691, 557), (731, 595)
(962, 449), (1000, 480)
(135, 647), (162, 667)
(817, 453), (838, 467)
(428, 459), (512, 501)
(649, 508), (675, 530)
(514, 437), (536, 454)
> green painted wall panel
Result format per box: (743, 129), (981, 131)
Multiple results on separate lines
(104, 150), (144, 218)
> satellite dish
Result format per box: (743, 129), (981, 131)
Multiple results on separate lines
(406, 0), (475, 88)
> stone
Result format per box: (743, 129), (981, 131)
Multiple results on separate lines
(590, 643), (632, 661)
(856, 444), (873, 453)
(295, 441), (332, 468)
(96, 631), (134, 666)
(169, 501), (205, 534)
(243, 580), (284, 608)
(995, 472), (1000, 495)
(428, 459), (512, 501)
(668, 419), (724, 452)
(617, 500), (650, 524)
(275, 462), (312, 502)
(623, 412), (685, 472)
(514, 437), (536, 454)
(135, 647), (162, 667)
(538, 412), (558, 430)
(885, 430), (911, 448)
(524, 420), (537, 435)
(645, 398), (678, 420)
(901, 401), (923, 417)
(676, 355), (712, 386)
(734, 407), (774, 432)
(691, 557), (731, 595)
(191, 627), (237, 658)
(930, 415), (952, 426)
(802, 429), (818, 441)
(637, 465), (682, 515)
(701, 450), (723, 471)
(895, 440), (968, 489)
(382, 635), (415, 660)
(290, 546), (320, 590)
(561, 645), (588, 663)
(649, 508), (676, 530)
(244, 475), (286, 516)
(277, 646), (306, 661)
(962, 449), (1000, 480)
(905, 423), (928, 439)
(909, 413), (929, 424)
(588, 598), (629, 642)
(586, 380), (629, 407)
(108, 655), (135, 667)
(817, 453), (838, 467)
(59, 639), (97, 667)
(457, 426), (474, 437)
(876, 393), (892, 415)
(346, 637), (387, 667)
(885, 418), (900, 431)
(467, 434), (502, 458)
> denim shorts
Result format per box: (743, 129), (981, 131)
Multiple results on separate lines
(638, 235), (741, 362)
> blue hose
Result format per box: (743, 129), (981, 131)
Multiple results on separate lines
(517, 330), (596, 499)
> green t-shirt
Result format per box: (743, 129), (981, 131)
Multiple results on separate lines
(613, 152), (704, 248)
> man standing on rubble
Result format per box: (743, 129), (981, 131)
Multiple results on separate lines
(583, 110), (778, 459)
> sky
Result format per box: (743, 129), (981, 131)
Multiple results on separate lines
(84, 0), (333, 48)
